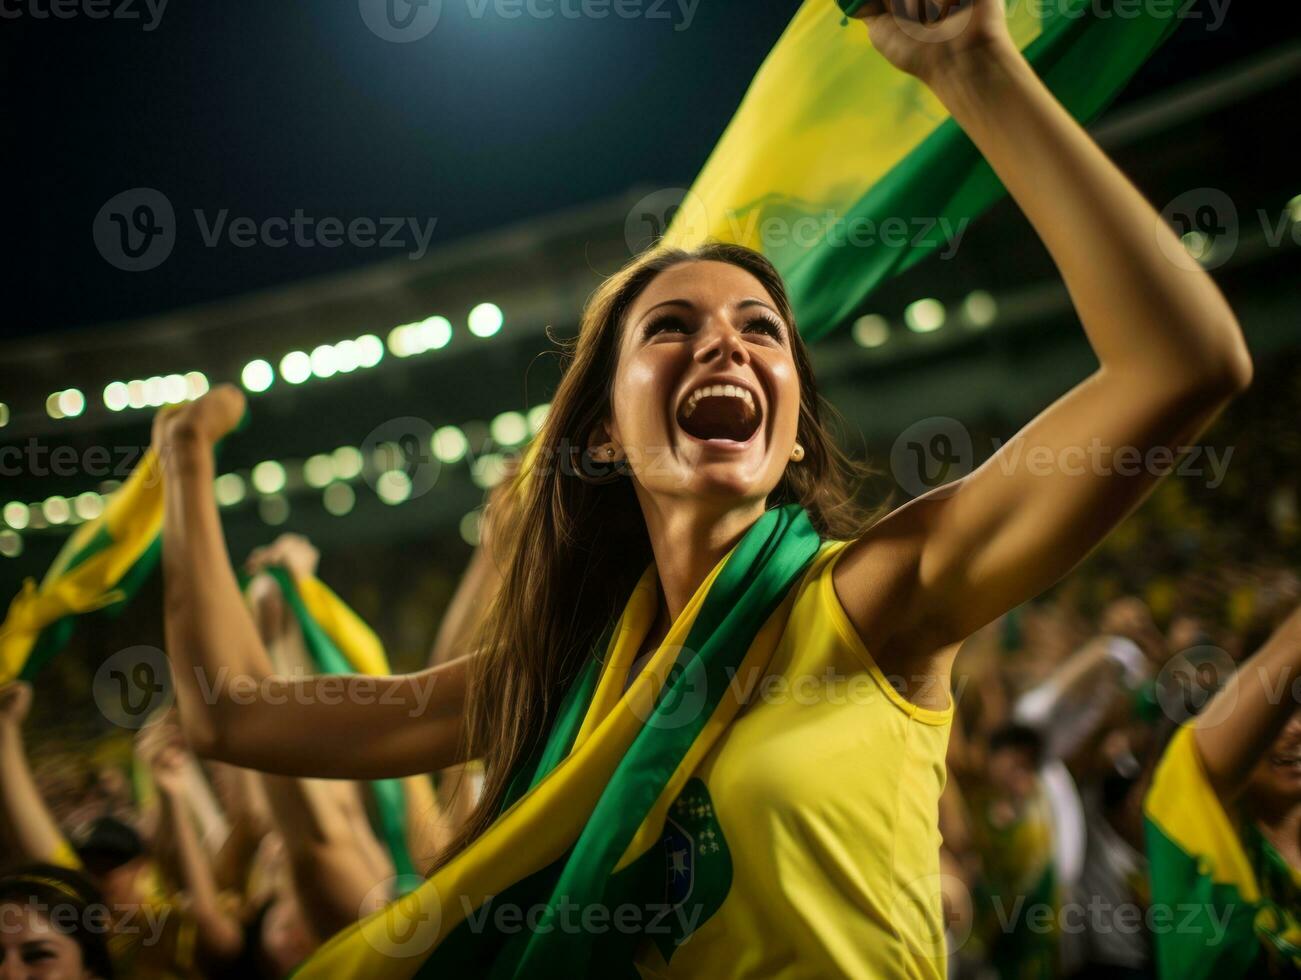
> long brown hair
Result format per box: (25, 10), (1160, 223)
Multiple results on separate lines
(434, 242), (883, 869)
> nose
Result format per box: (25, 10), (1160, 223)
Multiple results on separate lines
(0, 951), (21, 980)
(693, 318), (750, 368)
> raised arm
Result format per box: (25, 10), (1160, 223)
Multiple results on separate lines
(839, 1), (1251, 660)
(140, 716), (246, 964)
(1194, 605), (1301, 802)
(156, 386), (468, 778)
(0, 682), (72, 866)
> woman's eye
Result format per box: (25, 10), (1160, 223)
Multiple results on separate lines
(744, 316), (785, 341)
(644, 316), (688, 337)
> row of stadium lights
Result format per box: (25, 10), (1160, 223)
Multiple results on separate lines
(12, 195), (1301, 426)
(242, 303), (503, 393)
(34, 303), (506, 420)
(850, 291), (997, 350)
(0, 296), (980, 428)
(0, 402), (548, 560)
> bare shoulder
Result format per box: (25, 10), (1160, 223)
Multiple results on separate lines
(830, 487), (952, 672)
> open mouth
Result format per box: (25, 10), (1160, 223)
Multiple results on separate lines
(676, 381), (763, 445)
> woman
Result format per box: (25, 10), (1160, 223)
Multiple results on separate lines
(0, 866), (114, 980)
(155, 1), (1251, 975)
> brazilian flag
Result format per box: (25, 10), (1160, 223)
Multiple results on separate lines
(289, 504), (822, 979)
(664, 0), (1181, 340)
(0, 448), (165, 684)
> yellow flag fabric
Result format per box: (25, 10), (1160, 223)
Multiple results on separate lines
(664, 1), (1042, 250)
(0, 449), (165, 684)
(297, 574), (391, 677)
(664, 0), (1179, 339)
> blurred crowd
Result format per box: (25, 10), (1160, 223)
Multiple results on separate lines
(5, 534), (1299, 978)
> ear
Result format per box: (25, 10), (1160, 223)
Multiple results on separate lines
(585, 417), (623, 460)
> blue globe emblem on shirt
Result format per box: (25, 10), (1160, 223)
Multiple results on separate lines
(652, 778), (732, 961)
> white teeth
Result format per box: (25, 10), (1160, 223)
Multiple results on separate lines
(680, 383), (756, 420)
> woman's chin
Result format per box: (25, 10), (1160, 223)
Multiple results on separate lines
(675, 457), (772, 500)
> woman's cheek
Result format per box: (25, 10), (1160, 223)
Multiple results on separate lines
(617, 362), (672, 447)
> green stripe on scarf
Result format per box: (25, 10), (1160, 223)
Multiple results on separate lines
(257, 565), (424, 895)
(501, 506), (821, 979)
(294, 504), (821, 979)
(667, 0), (1180, 340)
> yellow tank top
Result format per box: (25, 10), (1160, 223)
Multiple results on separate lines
(633, 538), (954, 980)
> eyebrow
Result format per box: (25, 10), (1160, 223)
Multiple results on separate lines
(635, 297), (784, 327)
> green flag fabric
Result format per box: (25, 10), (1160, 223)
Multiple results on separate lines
(256, 565), (424, 894)
(664, 0), (1181, 340)
(1143, 724), (1301, 979)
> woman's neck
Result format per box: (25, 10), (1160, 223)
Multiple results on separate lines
(1253, 797), (1301, 870)
(638, 494), (767, 627)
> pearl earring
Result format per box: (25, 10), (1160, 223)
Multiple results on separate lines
(790, 442), (804, 462)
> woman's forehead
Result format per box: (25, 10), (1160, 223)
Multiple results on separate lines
(627, 260), (776, 320)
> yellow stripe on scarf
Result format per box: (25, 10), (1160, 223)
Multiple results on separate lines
(296, 548), (741, 977)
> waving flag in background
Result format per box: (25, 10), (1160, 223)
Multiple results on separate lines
(254, 565), (427, 894)
(0, 448), (165, 685)
(663, 0), (1181, 341)
(0, 407), (249, 685)
(0, 417), (426, 888)
(1144, 725), (1301, 979)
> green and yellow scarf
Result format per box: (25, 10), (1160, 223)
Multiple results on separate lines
(291, 503), (821, 979)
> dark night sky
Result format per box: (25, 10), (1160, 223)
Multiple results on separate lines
(7, 1), (1297, 338)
